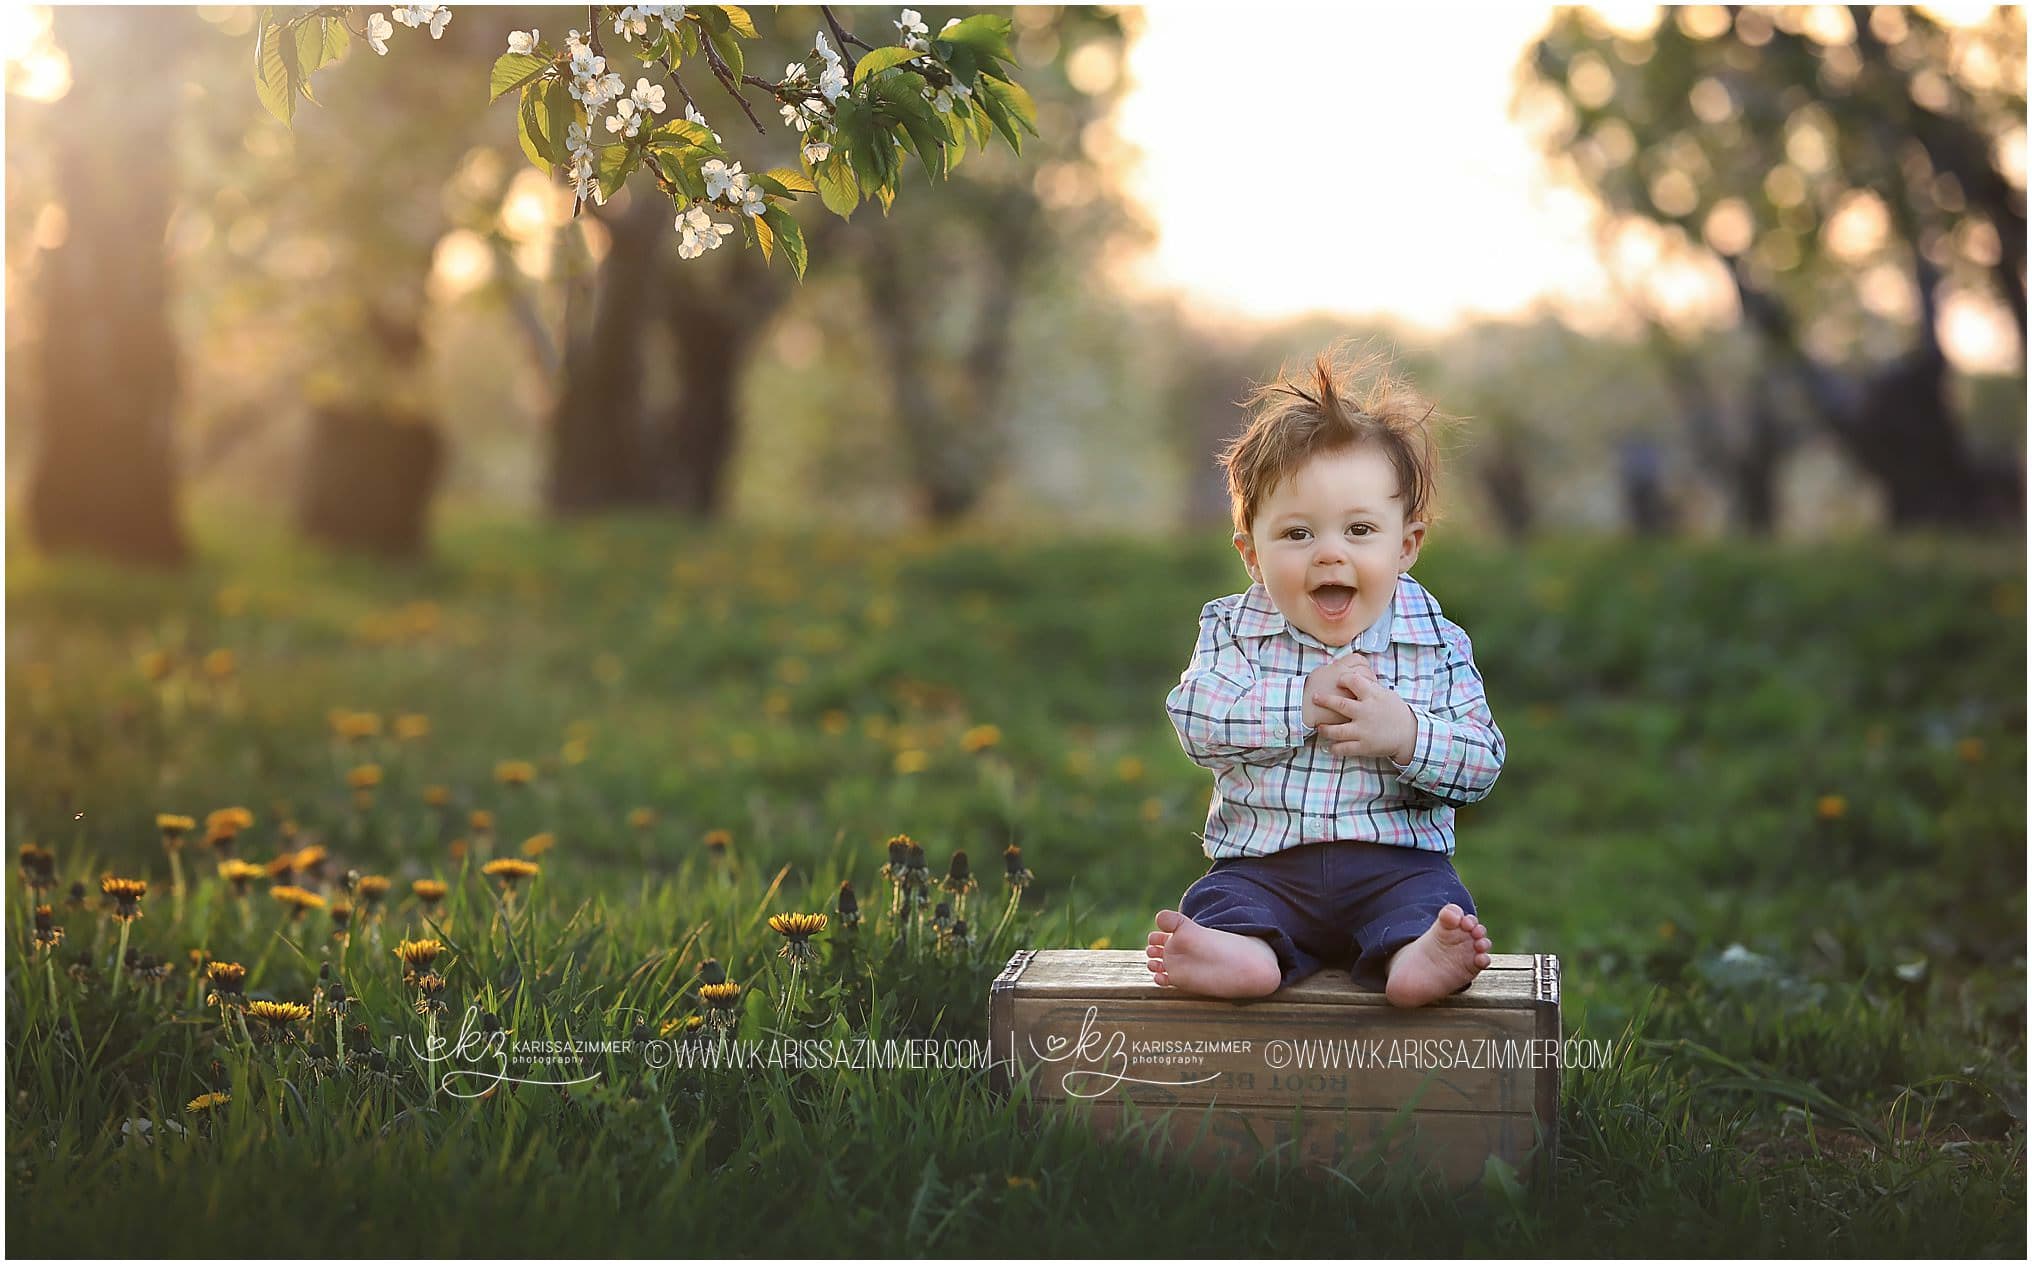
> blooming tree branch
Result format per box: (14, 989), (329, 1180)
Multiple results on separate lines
(250, 4), (1040, 279)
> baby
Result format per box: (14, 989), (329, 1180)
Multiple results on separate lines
(1151, 346), (1505, 1008)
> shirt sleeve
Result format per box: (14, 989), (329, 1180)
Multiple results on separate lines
(1164, 602), (1312, 769)
(1392, 626), (1505, 806)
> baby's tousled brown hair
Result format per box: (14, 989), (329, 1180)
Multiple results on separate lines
(1218, 342), (1450, 537)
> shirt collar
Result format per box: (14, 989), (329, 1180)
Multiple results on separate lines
(1231, 576), (1446, 649)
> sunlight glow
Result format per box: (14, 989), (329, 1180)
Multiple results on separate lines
(1113, 5), (1630, 332)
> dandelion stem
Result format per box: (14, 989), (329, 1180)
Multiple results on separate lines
(112, 920), (131, 1000)
(169, 850), (186, 922)
(988, 887), (1022, 954)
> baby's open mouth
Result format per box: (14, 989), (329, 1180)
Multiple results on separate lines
(1309, 584), (1355, 619)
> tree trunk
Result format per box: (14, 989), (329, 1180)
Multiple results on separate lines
(545, 190), (669, 514)
(297, 404), (445, 557)
(652, 238), (791, 517)
(1476, 423), (1536, 540)
(862, 200), (1036, 523)
(27, 7), (192, 566)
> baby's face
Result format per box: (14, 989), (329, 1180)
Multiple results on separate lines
(1234, 446), (1425, 648)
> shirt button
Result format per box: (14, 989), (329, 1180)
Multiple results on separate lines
(1271, 725), (1288, 737)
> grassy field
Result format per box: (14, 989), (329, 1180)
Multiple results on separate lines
(5, 513), (2025, 1255)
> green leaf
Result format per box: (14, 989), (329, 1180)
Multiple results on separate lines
(852, 46), (918, 85)
(975, 75), (1036, 149)
(490, 52), (550, 102)
(647, 118), (719, 152)
(596, 144), (641, 203)
(936, 14), (1015, 62)
(762, 205), (807, 278)
(815, 152), (859, 217)
(539, 77), (577, 165)
(761, 167), (817, 194)
(718, 5), (758, 38)
(253, 16), (296, 125)
(707, 27), (743, 79)
(517, 85), (550, 170)
(692, 5), (729, 35)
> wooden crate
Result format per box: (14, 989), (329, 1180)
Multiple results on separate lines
(988, 949), (1560, 1188)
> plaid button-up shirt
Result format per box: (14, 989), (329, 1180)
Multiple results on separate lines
(1164, 573), (1505, 859)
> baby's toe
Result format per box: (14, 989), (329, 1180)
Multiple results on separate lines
(1148, 930), (1167, 946)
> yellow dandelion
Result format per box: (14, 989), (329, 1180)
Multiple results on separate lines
(423, 784), (452, 809)
(894, 749), (930, 775)
(346, 764), (384, 791)
(1115, 755), (1145, 783)
(246, 999), (311, 1029)
(494, 760), (536, 788)
(699, 980), (743, 1009)
(1957, 737), (1986, 765)
(205, 960), (248, 995)
(138, 649), (175, 682)
(820, 710), (851, 736)
(356, 875), (392, 906)
(395, 938), (445, 974)
(18, 844), (56, 891)
(217, 860), (266, 894)
(187, 1091), (231, 1114)
(1816, 794), (1848, 822)
(627, 807), (658, 831)
(412, 878), (448, 907)
(157, 814), (195, 842)
(201, 649), (237, 680)
(702, 829), (733, 855)
(292, 844), (328, 874)
(520, 833), (556, 858)
(470, 809), (495, 833)
(206, 805), (255, 836)
(482, 857), (540, 890)
(960, 724), (1002, 753)
(394, 713), (431, 740)
(270, 885), (326, 918)
(330, 710), (383, 741)
(101, 876), (148, 922)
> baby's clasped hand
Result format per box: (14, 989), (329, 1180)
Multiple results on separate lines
(1306, 653), (1418, 764)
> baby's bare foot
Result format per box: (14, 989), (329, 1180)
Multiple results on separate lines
(1383, 904), (1492, 1008)
(1146, 909), (1281, 998)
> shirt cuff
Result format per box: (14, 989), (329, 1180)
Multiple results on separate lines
(1393, 707), (1455, 787)
(1259, 675), (1312, 747)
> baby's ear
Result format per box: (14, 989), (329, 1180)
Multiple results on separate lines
(1232, 531), (1260, 583)
(1398, 520), (1427, 571)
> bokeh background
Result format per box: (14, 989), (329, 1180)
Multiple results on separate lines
(3, 5), (2026, 1255)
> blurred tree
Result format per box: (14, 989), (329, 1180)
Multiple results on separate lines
(851, 6), (1131, 522)
(1525, 4), (2025, 527)
(26, 7), (195, 566)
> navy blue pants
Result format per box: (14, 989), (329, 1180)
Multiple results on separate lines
(1178, 841), (1476, 991)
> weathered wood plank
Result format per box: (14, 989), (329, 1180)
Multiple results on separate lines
(1004, 996), (1542, 1112)
(988, 949), (1562, 1187)
(1006, 949), (1552, 1008)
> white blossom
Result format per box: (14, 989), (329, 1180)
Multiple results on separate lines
(567, 121), (593, 158)
(701, 158), (744, 201)
(932, 81), (971, 114)
(814, 31), (839, 65)
(366, 12), (394, 55)
(802, 138), (831, 165)
(942, 17), (960, 33)
(605, 97), (643, 137)
(783, 61), (810, 86)
(505, 28), (538, 56)
(630, 78), (667, 114)
(684, 102), (721, 143)
(818, 59), (847, 103)
(612, 6), (651, 40)
(779, 98), (825, 130)
(677, 203), (732, 259)
(732, 180), (765, 218)
(392, 4), (450, 38)
(895, 8), (929, 52)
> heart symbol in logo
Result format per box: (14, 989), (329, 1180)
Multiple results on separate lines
(1046, 1034), (1068, 1053)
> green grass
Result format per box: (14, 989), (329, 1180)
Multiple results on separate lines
(5, 512), (2024, 1255)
